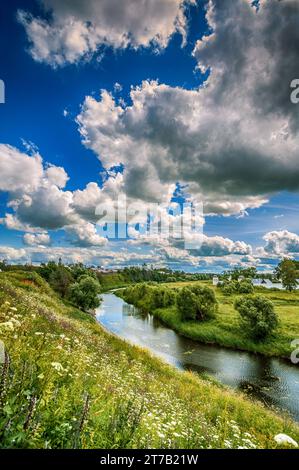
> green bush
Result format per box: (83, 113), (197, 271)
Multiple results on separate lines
(220, 280), (253, 296)
(234, 295), (278, 340)
(122, 283), (176, 310)
(176, 286), (217, 322)
(49, 266), (73, 298)
(220, 281), (237, 296)
(238, 281), (254, 294)
(68, 275), (101, 312)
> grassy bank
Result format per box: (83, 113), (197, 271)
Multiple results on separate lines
(0, 271), (298, 449)
(120, 281), (299, 359)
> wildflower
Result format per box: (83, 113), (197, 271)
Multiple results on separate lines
(274, 434), (298, 447)
(11, 318), (21, 327)
(51, 362), (64, 372)
(0, 321), (14, 331)
(9, 307), (17, 312)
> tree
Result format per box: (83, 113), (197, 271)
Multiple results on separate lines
(0, 259), (7, 271)
(220, 280), (253, 296)
(70, 263), (97, 281)
(68, 275), (101, 311)
(177, 286), (217, 321)
(275, 259), (298, 292)
(238, 281), (254, 294)
(49, 265), (73, 298)
(38, 261), (59, 281)
(234, 295), (278, 340)
(224, 267), (257, 281)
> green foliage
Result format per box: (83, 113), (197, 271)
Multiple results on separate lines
(234, 295), (279, 340)
(223, 267), (257, 281)
(238, 281), (254, 294)
(121, 266), (213, 284)
(275, 259), (298, 292)
(38, 262), (101, 308)
(122, 283), (176, 311)
(221, 280), (253, 296)
(0, 272), (298, 449)
(49, 266), (73, 298)
(70, 263), (97, 281)
(0, 260), (7, 272)
(38, 261), (62, 282)
(176, 286), (217, 322)
(68, 275), (101, 312)
(123, 283), (217, 323)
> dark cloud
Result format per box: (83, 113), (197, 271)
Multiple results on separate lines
(77, 0), (299, 215)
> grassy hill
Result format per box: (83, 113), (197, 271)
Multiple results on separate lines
(0, 271), (298, 449)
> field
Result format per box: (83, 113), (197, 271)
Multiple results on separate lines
(124, 280), (299, 359)
(0, 271), (299, 449)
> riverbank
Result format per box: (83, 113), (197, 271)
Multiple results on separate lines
(118, 282), (299, 359)
(1, 271), (299, 449)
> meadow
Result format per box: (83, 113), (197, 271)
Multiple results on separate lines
(120, 281), (299, 359)
(0, 271), (299, 448)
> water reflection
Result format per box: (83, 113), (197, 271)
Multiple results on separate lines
(96, 294), (299, 422)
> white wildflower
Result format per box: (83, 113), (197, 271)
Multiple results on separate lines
(51, 362), (64, 372)
(0, 321), (14, 331)
(274, 434), (298, 447)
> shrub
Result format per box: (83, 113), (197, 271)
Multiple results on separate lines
(220, 280), (253, 296)
(49, 266), (73, 298)
(220, 281), (237, 296)
(177, 286), (217, 322)
(234, 295), (278, 340)
(68, 275), (101, 311)
(121, 284), (176, 311)
(238, 281), (254, 294)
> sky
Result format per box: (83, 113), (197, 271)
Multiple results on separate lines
(0, 0), (299, 272)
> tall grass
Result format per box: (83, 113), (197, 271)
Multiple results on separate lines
(0, 272), (298, 449)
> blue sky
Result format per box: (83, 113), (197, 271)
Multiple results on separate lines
(0, 0), (299, 272)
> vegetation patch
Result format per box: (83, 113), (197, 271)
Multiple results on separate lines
(120, 281), (299, 358)
(0, 271), (298, 448)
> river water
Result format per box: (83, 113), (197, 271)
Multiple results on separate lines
(96, 293), (299, 422)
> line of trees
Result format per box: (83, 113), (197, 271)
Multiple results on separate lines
(121, 283), (217, 322)
(121, 266), (214, 284)
(122, 282), (279, 342)
(38, 262), (101, 312)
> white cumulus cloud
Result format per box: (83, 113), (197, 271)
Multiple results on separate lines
(18, 0), (195, 67)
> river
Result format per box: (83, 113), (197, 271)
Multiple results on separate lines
(96, 293), (299, 422)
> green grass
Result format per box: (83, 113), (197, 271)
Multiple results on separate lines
(121, 281), (299, 359)
(97, 272), (130, 292)
(0, 271), (299, 449)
